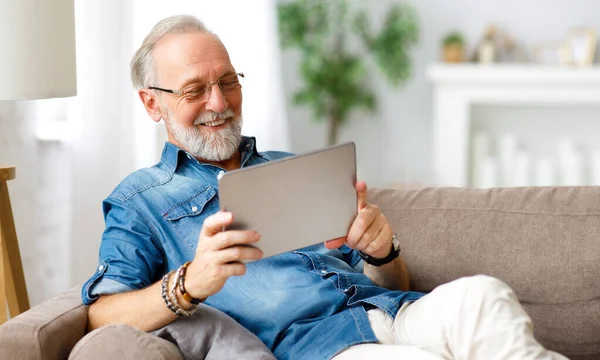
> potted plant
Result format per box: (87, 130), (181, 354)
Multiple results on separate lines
(442, 31), (465, 63)
(278, 0), (419, 145)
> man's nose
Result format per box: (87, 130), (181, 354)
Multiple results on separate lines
(204, 83), (228, 113)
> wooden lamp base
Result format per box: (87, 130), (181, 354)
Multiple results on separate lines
(0, 166), (30, 324)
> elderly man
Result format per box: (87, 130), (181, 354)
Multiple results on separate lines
(82, 15), (568, 360)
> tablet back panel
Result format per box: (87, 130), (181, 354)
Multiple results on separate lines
(218, 142), (357, 260)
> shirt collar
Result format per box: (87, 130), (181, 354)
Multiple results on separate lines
(160, 135), (259, 173)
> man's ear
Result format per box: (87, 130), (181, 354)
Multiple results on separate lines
(138, 89), (164, 123)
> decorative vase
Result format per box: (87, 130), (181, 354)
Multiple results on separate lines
(478, 41), (495, 63)
(442, 44), (464, 63)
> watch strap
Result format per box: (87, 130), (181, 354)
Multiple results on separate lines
(359, 236), (400, 267)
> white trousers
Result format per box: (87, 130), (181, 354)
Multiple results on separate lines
(333, 275), (570, 360)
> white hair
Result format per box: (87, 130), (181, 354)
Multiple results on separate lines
(130, 15), (218, 89)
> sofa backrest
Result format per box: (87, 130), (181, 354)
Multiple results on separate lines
(369, 186), (600, 360)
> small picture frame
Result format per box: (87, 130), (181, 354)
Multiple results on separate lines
(534, 41), (570, 65)
(564, 27), (597, 66)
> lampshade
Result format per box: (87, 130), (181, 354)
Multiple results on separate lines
(0, 0), (77, 100)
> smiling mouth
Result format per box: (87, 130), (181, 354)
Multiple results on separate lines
(200, 118), (228, 127)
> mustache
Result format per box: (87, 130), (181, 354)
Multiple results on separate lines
(193, 109), (235, 125)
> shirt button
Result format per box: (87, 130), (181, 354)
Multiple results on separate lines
(187, 154), (192, 160)
(98, 265), (104, 272)
(320, 270), (327, 275)
(191, 206), (198, 212)
(217, 171), (225, 180)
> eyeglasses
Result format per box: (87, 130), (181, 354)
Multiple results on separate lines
(149, 72), (244, 102)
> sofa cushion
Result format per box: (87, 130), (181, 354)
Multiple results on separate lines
(369, 186), (600, 360)
(69, 324), (183, 360)
(0, 287), (87, 360)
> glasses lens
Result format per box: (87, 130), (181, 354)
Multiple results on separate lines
(220, 74), (241, 91)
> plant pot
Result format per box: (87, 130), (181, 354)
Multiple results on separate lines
(442, 44), (464, 63)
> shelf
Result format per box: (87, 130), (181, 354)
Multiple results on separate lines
(428, 63), (600, 86)
(427, 63), (600, 187)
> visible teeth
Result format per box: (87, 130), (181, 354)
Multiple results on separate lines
(202, 118), (226, 127)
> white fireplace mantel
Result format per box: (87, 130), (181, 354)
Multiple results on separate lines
(427, 63), (600, 187)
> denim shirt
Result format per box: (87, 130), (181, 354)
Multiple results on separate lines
(81, 136), (424, 360)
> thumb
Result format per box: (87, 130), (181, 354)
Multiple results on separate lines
(356, 181), (368, 210)
(201, 211), (233, 237)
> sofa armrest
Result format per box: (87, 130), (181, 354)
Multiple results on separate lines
(0, 287), (87, 360)
(68, 324), (183, 360)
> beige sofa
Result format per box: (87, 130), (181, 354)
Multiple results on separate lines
(1, 186), (598, 359)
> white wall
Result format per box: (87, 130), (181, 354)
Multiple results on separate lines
(280, 0), (600, 187)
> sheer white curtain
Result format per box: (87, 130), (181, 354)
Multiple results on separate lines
(68, 0), (290, 286)
(69, 0), (136, 286)
(132, 0), (291, 168)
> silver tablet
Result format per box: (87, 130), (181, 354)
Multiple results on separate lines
(218, 142), (357, 260)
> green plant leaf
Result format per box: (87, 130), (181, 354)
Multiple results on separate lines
(278, 0), (419, 142)
(442, 31), (464, 46)
(361, 4), (419, 86)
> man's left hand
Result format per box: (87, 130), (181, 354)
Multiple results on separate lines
(325, 181), (393, 259)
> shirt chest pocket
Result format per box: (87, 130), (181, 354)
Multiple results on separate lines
(294, 250), (353, 293)
(162, 185), (218, 252)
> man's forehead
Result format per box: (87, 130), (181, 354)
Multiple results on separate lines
(153, 32), (233, 85)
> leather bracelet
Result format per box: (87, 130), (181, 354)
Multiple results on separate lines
(178, 261), (204, 305)
(169, 266), (197, 316)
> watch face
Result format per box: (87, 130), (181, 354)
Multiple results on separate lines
(392, 235), (400, 250)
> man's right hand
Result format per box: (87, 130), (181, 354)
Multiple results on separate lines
(184, 211), (263, 300)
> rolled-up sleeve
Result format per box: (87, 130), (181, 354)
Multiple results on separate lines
(81, 196), (164, 305)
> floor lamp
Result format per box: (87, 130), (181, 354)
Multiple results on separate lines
(0, 0), (77, 324)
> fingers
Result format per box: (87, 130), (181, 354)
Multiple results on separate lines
(362, 221), (393, 258)
(210, 230), (261, 250)
(216, 262), (248, 277)
(346, 204), (378, 247)
(345, 204), (393, 258)
(201, 261), (248, 280)
(218, 245), (263, 263)
(324, 237), (346, 249)
(188, 212), (263, 299)
(356, 181), (368, 210)
(201, 211), (234, 237)
(353, 213), (386, 252)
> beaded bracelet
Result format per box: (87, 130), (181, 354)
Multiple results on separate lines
(161, 269), (196, 316)
(160, 270), (181, 316)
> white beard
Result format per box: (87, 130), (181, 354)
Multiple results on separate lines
(164, 108), (243, 161)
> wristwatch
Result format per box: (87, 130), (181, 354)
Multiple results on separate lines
(359, 235), (401, 267)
